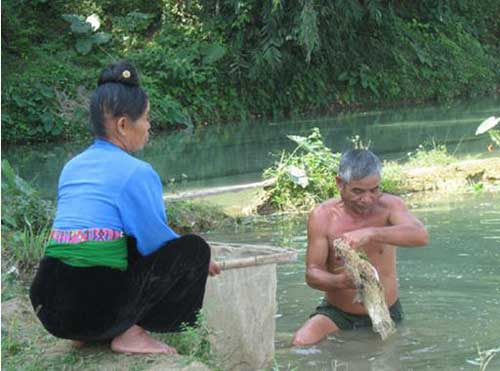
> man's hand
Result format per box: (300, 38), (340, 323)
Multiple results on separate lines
(341, 228), (374, 250)
(335, 271), (357, 289)
(208, 259), (221, 276)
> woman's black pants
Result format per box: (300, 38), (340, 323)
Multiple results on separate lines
(29, 234), (210, 341)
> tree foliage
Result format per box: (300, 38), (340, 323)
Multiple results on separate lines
(2, 0), (499, 143)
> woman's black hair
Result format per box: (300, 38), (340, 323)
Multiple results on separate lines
(89, 60), (148, 137)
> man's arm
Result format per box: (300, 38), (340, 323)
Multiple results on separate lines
(305, 208), (355, 291)
(343, 196), (429, 249)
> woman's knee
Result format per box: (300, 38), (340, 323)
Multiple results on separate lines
(175, 234), (211, 263)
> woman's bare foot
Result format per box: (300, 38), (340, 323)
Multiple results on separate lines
(110, 325), (177, 355)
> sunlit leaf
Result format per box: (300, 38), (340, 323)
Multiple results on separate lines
(287, 134), (307, 145)
(475, 116), (500, 135)
(86, 14), (101, 31)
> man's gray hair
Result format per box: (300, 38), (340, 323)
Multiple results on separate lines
(338, 149), (382, 183)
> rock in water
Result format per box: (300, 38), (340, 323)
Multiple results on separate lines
(333, 239), (396, 340)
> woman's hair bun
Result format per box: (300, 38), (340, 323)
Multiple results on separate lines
(97, 60), (140, 87)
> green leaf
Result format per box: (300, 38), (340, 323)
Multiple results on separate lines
(61, 14), (83, 24)
(298, 1), (320, 63)
(68, 17), (92, 34)
(41, 112), (53, 132)
(75, 38), (93, 54)
(287, 134), (307, 146)
(1, 160), (36, 196)
(91, 32), (111, 45)
(489, 130), (500, 147)
(338, 71), (350, 81)
(35, 84), (54, 99)
(201, 43), (226, 65)
(361, 76), (368, 89)
(51, 124), (63, 136)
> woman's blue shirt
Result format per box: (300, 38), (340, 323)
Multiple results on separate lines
(53, 139), (179, 255)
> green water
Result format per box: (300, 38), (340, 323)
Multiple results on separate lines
(207, 192), (500, 370)
(3, 97), (499, 198)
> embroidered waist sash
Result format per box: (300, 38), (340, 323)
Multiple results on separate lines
(45, 234), (128, 271)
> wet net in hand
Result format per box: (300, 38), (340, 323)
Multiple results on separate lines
(333, 238), (396, 340)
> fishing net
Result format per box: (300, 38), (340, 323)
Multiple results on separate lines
(203, 242), (297, 370)
(333, 238), (396, 340)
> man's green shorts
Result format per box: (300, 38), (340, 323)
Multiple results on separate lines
(310, 299), (404, 330)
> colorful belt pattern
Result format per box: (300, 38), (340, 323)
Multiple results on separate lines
(50, 228), (124, 244)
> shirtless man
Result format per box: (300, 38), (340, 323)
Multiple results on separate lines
(293, 149), (428, 346)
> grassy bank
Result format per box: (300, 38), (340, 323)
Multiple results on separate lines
(1, 288), (216, 370)
(1, 160), (230, 369)
(258, 129), (500, 213)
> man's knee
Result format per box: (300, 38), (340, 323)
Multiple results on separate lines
(292, 315), (339, 346)
(292, 328), (319, 347)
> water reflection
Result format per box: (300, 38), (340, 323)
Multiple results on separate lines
(208, 192), (500, 370)
(3, 97), (499, 199)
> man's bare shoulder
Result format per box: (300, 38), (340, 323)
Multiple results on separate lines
(308, 198), (343, 234)
(309, 198), (342, 220)
(379, 193), (408, 211)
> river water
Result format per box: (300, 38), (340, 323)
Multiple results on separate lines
(3, 97), (499, 199)
(208, 192), (500, 371)
(3, 97), (499, 369)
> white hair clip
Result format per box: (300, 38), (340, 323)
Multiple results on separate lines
(122, 70), (131, 79)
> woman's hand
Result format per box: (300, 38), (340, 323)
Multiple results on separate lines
(208, 260), (221, 276)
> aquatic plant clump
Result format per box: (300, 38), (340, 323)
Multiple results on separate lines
(333, 239), (396, 340)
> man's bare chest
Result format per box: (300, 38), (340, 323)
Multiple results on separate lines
(326, 212), (391, 265)
(328, 213), (389, 238)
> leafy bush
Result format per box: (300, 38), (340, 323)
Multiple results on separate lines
(2, 225), (51, 276)
(263, 128), (340, 211)
(1, 160), (55, 233)
(1, 160), (54, 274)
(2, 0), (499, 144)
(386, 18), (496, 102)
(1, 46), (96, 143)
(129, 24), (235, 129)
(61, 14), (111, 55)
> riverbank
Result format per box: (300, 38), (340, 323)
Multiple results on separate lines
(1, 295), (214, 370)
(394, 157), (500, 193)
(2, 155), (500, 369)
(192, 156), (500, 216)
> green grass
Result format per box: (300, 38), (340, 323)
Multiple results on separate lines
(168, 199), (237, 235)
(1, 282), (218, 370)
(405, 143), (455, 168)
(1, 225), (51, 276)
